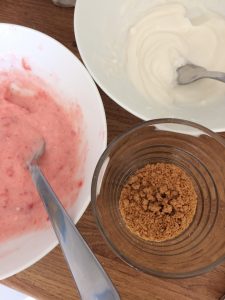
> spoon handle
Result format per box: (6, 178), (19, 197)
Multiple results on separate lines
(206, 71), (225, 83)
(29, 164), (120, 300)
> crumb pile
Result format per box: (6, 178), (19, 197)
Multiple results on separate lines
(119, 163), (198, 242)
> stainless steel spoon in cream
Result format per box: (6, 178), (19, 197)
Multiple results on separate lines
(177, 64), (225, 85)
(27, 140), (120, 300)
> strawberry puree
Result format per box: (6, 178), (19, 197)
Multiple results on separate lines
(0, 70), (85, 243)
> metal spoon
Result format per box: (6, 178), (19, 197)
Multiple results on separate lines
(177, 64), (225, 85)
(28, 141), (120, 300)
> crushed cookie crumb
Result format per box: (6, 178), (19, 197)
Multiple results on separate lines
(119, 163), (198, 242)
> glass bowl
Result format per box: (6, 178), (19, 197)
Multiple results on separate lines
(91, 119), (225, 279)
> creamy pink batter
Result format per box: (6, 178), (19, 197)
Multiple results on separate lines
(0, 70), (85, 243)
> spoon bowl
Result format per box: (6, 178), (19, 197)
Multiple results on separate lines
(177, 64), (225, 85)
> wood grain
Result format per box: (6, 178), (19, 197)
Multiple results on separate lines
(1, 1), (225, 299)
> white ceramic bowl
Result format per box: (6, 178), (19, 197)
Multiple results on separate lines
(0, 24), (107, 279)
(75, 0), (225, 131)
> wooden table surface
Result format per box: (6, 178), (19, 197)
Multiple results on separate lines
(1, 1), (225, 299)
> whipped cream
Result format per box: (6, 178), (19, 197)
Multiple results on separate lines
(126, 2), (225, 105)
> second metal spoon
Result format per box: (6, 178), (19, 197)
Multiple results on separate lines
(28, 141), (120, 300)
(177, 64), (225, 85)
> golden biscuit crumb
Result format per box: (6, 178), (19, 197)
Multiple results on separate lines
(119, 163), (197, 242)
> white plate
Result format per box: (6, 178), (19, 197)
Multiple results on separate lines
(0, 24), (107, 279)
(74, 0), (225, 131)
(0, 285), (35, 300)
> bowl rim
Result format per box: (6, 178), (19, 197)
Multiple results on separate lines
(74, 1), (149, 122)
(0, 23), (107, 280)
(91, 118), (225, 279)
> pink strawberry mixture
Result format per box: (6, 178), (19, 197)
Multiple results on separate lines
(0, 70), (85, 243)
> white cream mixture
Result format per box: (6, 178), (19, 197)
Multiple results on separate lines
(126, 2), (225, 105)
